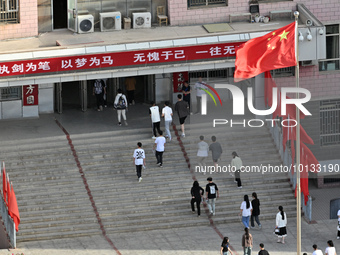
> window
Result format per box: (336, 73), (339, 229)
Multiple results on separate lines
(0, 87), (21, 101)
(320, 99), (340, 146)
(271, 66), (295, 77)
(188, 0), (227, 8)
(0, 0), (19, 24)
(319, 24), (340, 71)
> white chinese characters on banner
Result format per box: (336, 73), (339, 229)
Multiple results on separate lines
(23, 84), (38, 106)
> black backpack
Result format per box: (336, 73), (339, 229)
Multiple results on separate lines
(115, 95), (126, 109)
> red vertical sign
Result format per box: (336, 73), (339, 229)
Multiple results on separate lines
(173, 72), (189, 93)
(23, 85), (38, 106)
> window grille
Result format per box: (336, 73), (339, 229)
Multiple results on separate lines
(188, 0), (227, 8)
(0, 87), (21, 101)
(319, 24), (340, 71)
(0, 0), (19, 23)
(320, 99), (340, 146)
(271, 66), (295, 77)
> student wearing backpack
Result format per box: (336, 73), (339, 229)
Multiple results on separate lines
(114, 89), (128, 126)
(93, 79), (106, 111)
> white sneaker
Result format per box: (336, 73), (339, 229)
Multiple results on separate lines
(181, 134), (185, 138)
(152, 136), (157, 139)
(238, 186), (243, 189)
(139, 177), (142, 182)
(337, 236), (340, 240)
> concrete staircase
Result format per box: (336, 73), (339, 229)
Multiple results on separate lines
(0, 119), (296, 244)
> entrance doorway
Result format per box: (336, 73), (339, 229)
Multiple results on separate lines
(55, 76), (155, 114)
(53, 0), (67, 29)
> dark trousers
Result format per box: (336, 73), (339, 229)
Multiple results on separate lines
(95, 93), (104, 109)
(191, 198), (201, 215)
(136, 165), (142, 178)
(235, 169), (242, 187)
(155, 151), (163, 165)
(127, 90), (134, 104)
(153, 122), (161, 137)
(251, 215), (261, 227)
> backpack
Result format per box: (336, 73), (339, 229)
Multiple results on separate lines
(115, 95), (126, 109)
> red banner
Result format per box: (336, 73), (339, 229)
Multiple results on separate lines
(23, 85), (38, 106)
(0, 42), (242, 78)
(173, 72), (189, 93)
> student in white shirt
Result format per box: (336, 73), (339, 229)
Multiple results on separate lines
(150, 101), (161, 139)
(161, 101), (173, 141)
(133, 142), (145, 183)
(153, 131), (166, 167)
(325, 240), (337, 255)
(312, 244), (324, 255)
(239, 195), (252, 229)
(275, 206), (287, 244)
(197, 135), (209, 167)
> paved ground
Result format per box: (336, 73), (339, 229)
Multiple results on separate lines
(0, 107), (339, 255)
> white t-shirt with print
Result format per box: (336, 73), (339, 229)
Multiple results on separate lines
(133, 148), (145, 165)
(240, 201), (252, 217)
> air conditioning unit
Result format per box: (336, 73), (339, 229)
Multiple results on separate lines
(301, 60), (317, 66)
(77, 14), (94, 34)
(132, 12), (151, 29)
(100, 12), (122, 32)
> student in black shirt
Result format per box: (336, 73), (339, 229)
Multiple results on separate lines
(258, 243), (270, 255)
(220, 237), (233, 255)
(251, 192), (262, 229)
(190, 181), (204, 217)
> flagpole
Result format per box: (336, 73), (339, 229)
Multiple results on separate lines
(294, 11), (302, 255)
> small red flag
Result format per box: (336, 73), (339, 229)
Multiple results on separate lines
(8, 185), (20, 232)
(6, 175), (10, 207)
(2, 165), (6, 204)
(235, 22), (296, 81)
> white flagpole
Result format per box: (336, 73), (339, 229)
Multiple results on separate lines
(294, 11), (302, 255)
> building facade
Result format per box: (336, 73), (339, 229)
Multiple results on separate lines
(0, 0), (339, 169)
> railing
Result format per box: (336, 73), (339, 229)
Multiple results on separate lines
(0, 195), (15, 248)
(0, 0), (19, 23)
(188, 0), (227, 8)
(268, 123), (313, 223)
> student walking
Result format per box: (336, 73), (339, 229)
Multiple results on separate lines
(174, 94), (189, 137)
(93, 79), (106, 111)
(150, 101), (161, 139)
(231, 151), (243, 188)
(312, 244), (324, 255)
(190, 181), (204, 217)
(221, 237), (234, 255)
(258, 243), (270, 255)
(242, 228), (253, 255)
(206, 177), (219, 216)
(209, 136), (223, 168)
(240, 195), (252, 229)
(275, 206), (287, 244)
(251, 192), (262, 229)
(337, 208), (340, 240)
(181, 80), (191, 111)
(325, 240), (337, 255)
(197, 135), (209, 168)
(133, 142), (145, 182)
(161, 101), (173, 141)
(114, 89), (128, 126)
(325, 240), (336, 255)
(153, 130), (166, 167)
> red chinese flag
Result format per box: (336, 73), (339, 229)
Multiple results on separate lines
(6, 176), (10, 207)
(2, 167), (6, 203)
(8, 186), (20, 232)
(234, 22), (296, 81)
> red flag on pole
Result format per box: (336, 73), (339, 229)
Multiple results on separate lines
(8, 185), (20, 232)
(2, 163), (6, 204)
(234, 22), (296, 81)
(6, 175), (10, 207)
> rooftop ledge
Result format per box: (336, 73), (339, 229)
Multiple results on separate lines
(0, 20), (294, 61)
